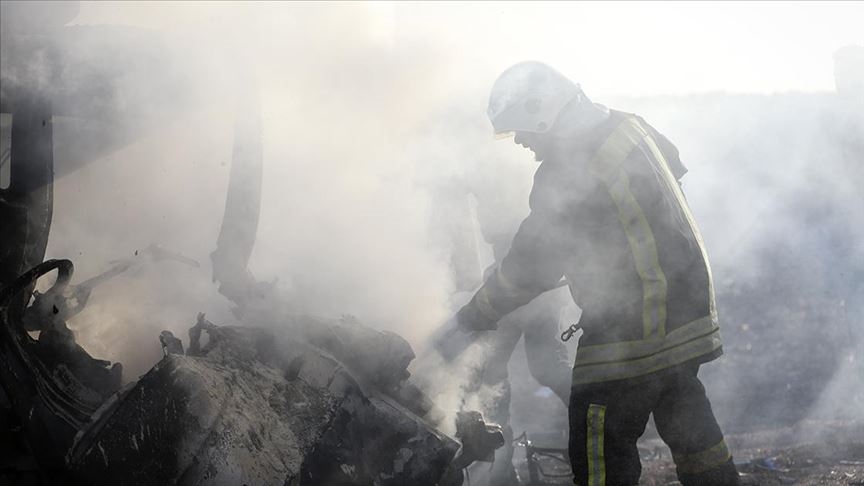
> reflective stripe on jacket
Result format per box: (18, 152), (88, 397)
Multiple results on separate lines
(461, 111), (722, 384)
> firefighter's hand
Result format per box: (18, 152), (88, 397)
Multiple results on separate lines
(455, 303), (498, 332)
(431, 315), (478, 362)
(430, 306), (497, 362)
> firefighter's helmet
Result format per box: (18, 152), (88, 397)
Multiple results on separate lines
(487, 61), (583, 136)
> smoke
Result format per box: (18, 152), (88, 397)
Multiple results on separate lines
(7, 2), (464, 378)
(2, 1), (862, 445)
(607, 92), (863, 431)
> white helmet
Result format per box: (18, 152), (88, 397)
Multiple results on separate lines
(487, 61), (583, 136)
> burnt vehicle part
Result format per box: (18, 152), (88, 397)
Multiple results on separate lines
(0, 6), (232, 479)
(1, 2), (221, 180)
(0, 260), (123, 484)
(2, 258), (501, 486)
(0, 64), (54, 316)
(1, 4), (504, 483)
(67, 318), (462, 485)
(0, 0), (214, 292)
(0, 0), (214, 323)
(196, 92), (501, 480)
(1, 6), (64, 481)
(209, 86), (265, 315)
(0, 108), (488, 486)
(23, 244), (199, 333)
(202, 79), (469, 445)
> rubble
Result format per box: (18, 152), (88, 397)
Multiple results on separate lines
(68, 321), (461, 485)
(6, 254), (859, 486)
(0, 23), (505, 477)
(1, 258), (505, 484)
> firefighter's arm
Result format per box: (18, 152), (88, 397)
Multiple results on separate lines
(456, 206), (565, 331)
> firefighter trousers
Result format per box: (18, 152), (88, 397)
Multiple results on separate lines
(569, 362), (740, 486)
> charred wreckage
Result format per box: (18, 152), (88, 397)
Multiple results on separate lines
(0, 5), (504, 485)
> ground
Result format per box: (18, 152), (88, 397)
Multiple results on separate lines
(512, 420), (864, 485)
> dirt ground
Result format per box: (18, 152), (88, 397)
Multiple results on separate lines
(513, 420), (864, 485)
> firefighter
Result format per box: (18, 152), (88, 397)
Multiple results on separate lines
(450, 61), (741, 486)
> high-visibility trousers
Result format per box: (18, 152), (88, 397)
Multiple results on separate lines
(569, 362), (740, 486)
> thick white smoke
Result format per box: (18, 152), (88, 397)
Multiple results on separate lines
(2, 2), (861, 443)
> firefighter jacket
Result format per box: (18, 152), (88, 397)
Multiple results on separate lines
(458, 111), (723, 385)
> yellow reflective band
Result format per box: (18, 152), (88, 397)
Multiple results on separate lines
(574, 314), (718, 365)
(572, 326), (722, 385)
(629, 118), (718, 320)
(673, 439), (732, 474)
(586, 404), (607, 486)
(589, 120), (668, 339)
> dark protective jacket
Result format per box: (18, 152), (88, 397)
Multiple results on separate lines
(459, 110), (722, 385)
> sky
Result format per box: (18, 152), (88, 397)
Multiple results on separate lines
(70, 1), (864, 96)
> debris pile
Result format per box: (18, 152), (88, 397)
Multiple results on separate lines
(1, 257), (504, 485)
(69, 319), (460, 485)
